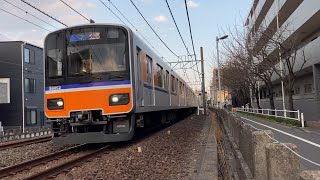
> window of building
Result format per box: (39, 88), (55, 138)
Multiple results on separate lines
(24, 48), (30, 63)
(26, 109), (37, 125)
(156, 64), (163, 87)
(294, 86), (300, 95)
(164, 70), (169, 90)
(304, 84), (313, 94)
(24, 48), (35, 64)
(0, 78), (10, 103)
(146, 56), (152, 84)
(24, 78), (36, 93)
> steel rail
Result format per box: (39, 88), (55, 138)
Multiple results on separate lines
(0, 136), (52, 151)
(0, 144), (84, 178)
(23, 145), (110, 180)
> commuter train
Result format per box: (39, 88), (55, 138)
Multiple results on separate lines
(44, 24), (198, 144)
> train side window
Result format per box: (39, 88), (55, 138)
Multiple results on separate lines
(176, 79), (179, 93)
(171, 75), (175, 92)
(164, 70), (169, 90)
(146, 55), (152, 84)
(156, 64), (163, 87)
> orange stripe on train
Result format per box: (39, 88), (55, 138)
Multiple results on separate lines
(45, 88), (132, 118)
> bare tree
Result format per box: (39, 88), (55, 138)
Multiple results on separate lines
(269, 28), (308, 112)
(221, 23), (278, 110)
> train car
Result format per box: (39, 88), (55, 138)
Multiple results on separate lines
(44, 23), (198, 144)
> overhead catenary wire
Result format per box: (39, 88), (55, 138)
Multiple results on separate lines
(165, 0), (190, 56)
(106, 0), (167, 62)
(129, 0), (179, 58)
(183, 0), (201, 83)
(183, 0), (196, 58)
(165, 0), (199, 84)
(20, 0), (68, 27)
(59, 0), (92, 23)
(3, 0), (58, 29)
(0, 8), (50, 32)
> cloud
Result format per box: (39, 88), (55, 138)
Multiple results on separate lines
(153, 15), (167, 23)
(187, 0), (199, 8)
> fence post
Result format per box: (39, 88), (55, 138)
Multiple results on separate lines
(301, 113), (305, 128)
(284, 110), (287, 118)
(268, 109), (270, 116)
(197, 106), (199, 115)
(297, 110), (300, 122)
(275, 109), (277, 117)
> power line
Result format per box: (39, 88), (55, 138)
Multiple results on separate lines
(20, 0), (68, 27)
(165, 0), (190, 56)
(0, 8), (50, 32)
(183, 0), (196, 57)
(59, 0), (92, 23)
(165, 0), (200, 85)
(107, 0), (167, 61)
(3, 0), (58, 29)
(183, 0), (201, 83)
(129, 0), (179, 58)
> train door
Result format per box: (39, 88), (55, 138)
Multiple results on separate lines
(136, 47), (144, 106)
(178, 80), (180, 106)
(145, 55), (154, 106)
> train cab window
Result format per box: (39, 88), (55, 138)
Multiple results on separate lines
(171, 75), (175, 92)
(156, 64), (163, 87)
(164, 70), (169, 90)
(66, 27), (128, 76)
(146, 56), (153, 84)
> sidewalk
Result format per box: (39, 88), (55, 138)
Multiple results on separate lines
(194, 114), (218, 180)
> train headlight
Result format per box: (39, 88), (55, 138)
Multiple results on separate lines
(109, 93), (129, 106)
(47, 98), (64, 110)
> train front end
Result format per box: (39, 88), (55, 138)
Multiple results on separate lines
(44, 25), (134, 144)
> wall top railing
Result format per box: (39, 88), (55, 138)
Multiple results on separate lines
(236, 107), (305, 127)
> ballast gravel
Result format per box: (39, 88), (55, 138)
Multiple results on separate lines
(56, 113), (209, 180)
(0, 141), (74, 168)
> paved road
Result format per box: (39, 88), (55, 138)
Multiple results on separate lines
(236, 113), (320, 170)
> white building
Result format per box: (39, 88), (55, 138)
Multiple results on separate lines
(246, 0), (320, 125)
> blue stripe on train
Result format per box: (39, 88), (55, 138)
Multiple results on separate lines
(45, 80), (131, 91)
(143, 83), (169, 94)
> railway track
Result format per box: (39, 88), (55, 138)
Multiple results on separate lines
(0, 136), (52, 151)
(0, 144), (110, 180)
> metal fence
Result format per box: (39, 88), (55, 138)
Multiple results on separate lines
(0, 126), (52, 143)
(236, 107), (305, 127)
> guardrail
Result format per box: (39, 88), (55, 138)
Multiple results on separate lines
(236, 107), (305, 127)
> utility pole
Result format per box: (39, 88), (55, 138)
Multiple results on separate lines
(216, 38), (222, 109)
(200, 47), (206, 115)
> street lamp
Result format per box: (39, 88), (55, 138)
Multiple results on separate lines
(216, 35), (228, 109)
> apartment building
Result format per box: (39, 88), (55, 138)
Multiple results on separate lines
(246, 0), (320, 123)
(0, 41), (45, 130)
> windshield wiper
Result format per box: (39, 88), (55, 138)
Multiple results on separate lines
(108, 74), (124, 81)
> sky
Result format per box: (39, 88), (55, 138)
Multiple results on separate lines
(0, 0), (252, 92)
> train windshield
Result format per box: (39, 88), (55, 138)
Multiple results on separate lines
(45, 26), (129, 82)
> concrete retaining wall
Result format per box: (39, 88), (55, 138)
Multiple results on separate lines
(215, 109), (320, 180)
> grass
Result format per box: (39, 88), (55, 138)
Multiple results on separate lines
(238, 111), (303, 127)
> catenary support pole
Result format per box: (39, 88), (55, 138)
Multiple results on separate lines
(200, 47), (206, 115)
